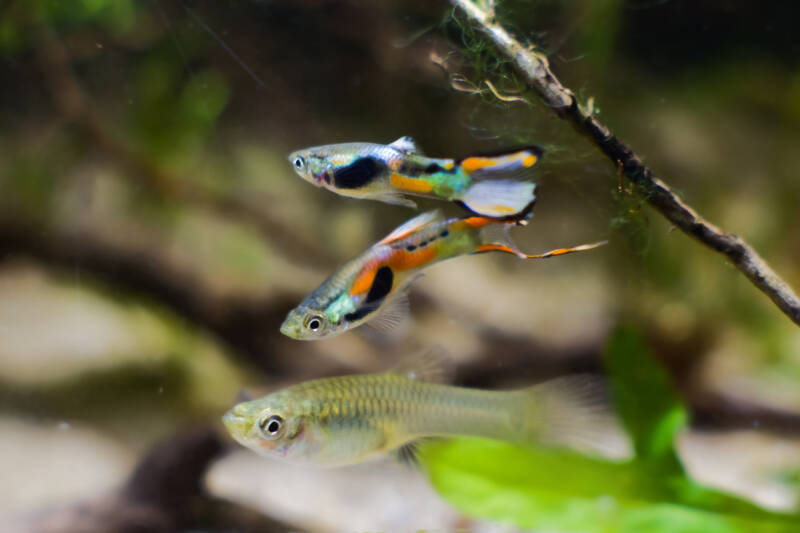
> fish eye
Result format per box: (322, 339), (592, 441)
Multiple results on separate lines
(305, 315), (323, 332)
(293, 156), (305, 170)
(258, 414), (284, 438)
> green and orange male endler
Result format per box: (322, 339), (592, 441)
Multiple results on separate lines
(280, 210), (605, 340)
(289, 136), (541, 219)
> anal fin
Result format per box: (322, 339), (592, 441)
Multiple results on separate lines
(393, 438), (438, 468)
(368, 190), (418, 209)
(394, 441), (421, 467)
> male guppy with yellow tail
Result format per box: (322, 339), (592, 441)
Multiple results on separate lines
(223, 362), (617, 466)
(289, 136), (541, 219)
(280, 210), (605, 340)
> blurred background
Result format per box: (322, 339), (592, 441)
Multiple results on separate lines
(1, 0), (799, 531)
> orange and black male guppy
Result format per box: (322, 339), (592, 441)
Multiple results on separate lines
(288, 136), (542, 219)
(280, 210), (605, 340)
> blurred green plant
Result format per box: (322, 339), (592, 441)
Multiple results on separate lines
(38, 0), (138, 34)
(133, 53), (230, 167)
(420, 326), (800, 532)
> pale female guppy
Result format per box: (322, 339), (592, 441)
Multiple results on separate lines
(288, 136), (541, 219)
(222, 359), (617, 466)
(279, 210), (604, 340)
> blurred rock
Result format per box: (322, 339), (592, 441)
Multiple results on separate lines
(418, 257), (612, 349)
(0, 417), (134, 523)
(207, 450), (462, 533)
(678, 429), (800, 511)
(0, 266), (175, 385)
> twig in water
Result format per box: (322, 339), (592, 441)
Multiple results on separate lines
(449, 0), (800, 326)
(484, 79), (527, 103)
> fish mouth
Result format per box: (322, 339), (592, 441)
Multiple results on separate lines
(222, 408), (251, 439)
(279, 317), (302, 339)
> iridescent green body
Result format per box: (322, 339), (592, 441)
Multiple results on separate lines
(222, 367), (609, 466)
(290, 140), (469, 199)
(279, 211), (519, 340)
(288, 137), (540, 218)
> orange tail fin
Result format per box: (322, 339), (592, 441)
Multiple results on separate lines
(476, 241), (607, 258)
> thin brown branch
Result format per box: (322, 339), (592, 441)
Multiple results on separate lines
(449, 0), (800, 326)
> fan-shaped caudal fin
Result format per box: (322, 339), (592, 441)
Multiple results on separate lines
(455, 146), (541, 219)
(522, 375), (633, 460)
(459, 181), (537, 219)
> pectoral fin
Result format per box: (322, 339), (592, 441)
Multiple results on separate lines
(365, 290), (410, 333)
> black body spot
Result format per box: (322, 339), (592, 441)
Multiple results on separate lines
(425, 163), (446, 173)
(440, 229), (449, 238)
(406, 245), (417, 252)
(344, 305), (377, 323)
(333, 157), (383, 189)
(365, 266), (394, 304)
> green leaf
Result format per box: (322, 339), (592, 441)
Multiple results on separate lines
(604, 325), (686, 465)
(421, 326), (799, 531)
(420, 438), (799, 533)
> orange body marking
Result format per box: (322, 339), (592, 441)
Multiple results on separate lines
(390, 173), (434, 194)
(460, 157), (495, 172)
(387, 246), (437, 271)
(349, 266), (378, 296)
(460, 217), (494, 229)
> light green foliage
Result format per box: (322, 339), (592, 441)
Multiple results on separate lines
(604, 326), (685, 465)
(40, 0), (138, 33)
(572, 0), (625, 69)
(133, 53), (230, 165)
(420, 327), (800, 532)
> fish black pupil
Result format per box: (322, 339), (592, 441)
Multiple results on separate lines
(295, 157), (304, 169)
(261, 415), (283, 436)
(308, 318), (320, 330)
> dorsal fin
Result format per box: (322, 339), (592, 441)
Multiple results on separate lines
(379, 210), (442, 245)
(388, 136), (424, 155)
(389, 346), (452, 383)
